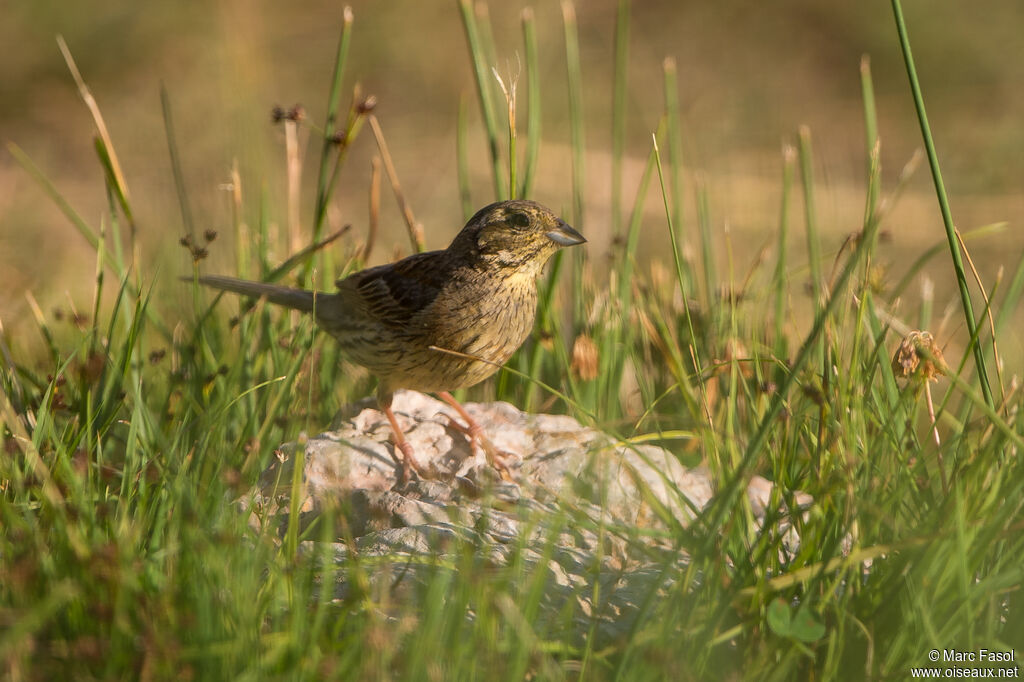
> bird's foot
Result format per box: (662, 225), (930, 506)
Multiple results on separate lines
(441, 412), (516, 482)
(390, 438), (439, 488)
(384, 404), (431, 485)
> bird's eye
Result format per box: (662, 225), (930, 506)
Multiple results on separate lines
(508, 211), (531, 228)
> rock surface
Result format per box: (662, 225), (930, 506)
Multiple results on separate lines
(247, 390), (809, 643)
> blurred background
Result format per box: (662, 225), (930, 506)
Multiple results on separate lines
(2, 0), (1023, 357)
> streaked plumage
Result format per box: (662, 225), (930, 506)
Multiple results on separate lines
(195, 199), (585, 481)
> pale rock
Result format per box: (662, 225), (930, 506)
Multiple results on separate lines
(248, 390), (808, 643)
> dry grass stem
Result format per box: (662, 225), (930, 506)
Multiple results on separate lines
(368, 114), (425, 252)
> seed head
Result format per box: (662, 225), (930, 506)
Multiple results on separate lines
(892, 331), (945, 382)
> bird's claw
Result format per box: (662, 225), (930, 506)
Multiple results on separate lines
(444, 414), (516, 481)
(392, 438), (431, 486)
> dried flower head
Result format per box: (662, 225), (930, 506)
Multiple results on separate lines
(891, 330), (945, 381)
(77, 350), (106, 385)
(356, 95), (377, 114)
(571, 334), (599, 381)
(180, 233), (209, 261)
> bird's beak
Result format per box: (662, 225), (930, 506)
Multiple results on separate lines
(545, 219), (586, 247)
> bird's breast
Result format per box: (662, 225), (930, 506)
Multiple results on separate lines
(329, 266), (541, 394)
(432, 271), (537, 357)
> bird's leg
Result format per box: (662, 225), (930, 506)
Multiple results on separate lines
(381, 398), (428, 483)
(437, 391), (514, 479)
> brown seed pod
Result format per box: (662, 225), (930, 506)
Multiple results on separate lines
(891, 330), (945, 382)
(571, 334), (599, 381)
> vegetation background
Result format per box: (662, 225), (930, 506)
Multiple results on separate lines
(3, 0), (1023, 353)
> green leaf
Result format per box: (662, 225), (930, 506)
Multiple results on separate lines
(767, 599), (825, 643)
(767, 598), (793, 637)
(790, 607), (826, 643)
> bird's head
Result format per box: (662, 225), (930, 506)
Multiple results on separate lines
(453, 199), (585, 275)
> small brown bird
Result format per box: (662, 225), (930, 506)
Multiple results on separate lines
(195, 199), (585, 481)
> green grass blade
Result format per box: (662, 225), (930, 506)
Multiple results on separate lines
(699, 183), (885, 550)
(889, 0), (993, 409)
(312, 7), (355, 242)
(160, 85), (195, 241)
(562, 0), (586, 228)
(663, 56), (685, 266)
(773, 145), (796, 361)
(519, 7), (541, 199)
(457, 93), (473, 218)
(8, 143), (101, 252)
(458, 0), (505, 200)
(798, 125), (822, 306)
(610, 0), (629, 236)
(860, 55), (880, 218)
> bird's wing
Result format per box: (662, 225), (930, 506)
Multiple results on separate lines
(337, 251), (450, 327)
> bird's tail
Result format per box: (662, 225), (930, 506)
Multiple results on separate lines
(193, 275), (318, 314)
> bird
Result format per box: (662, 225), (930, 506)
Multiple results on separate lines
(193, 199), (585, 482)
